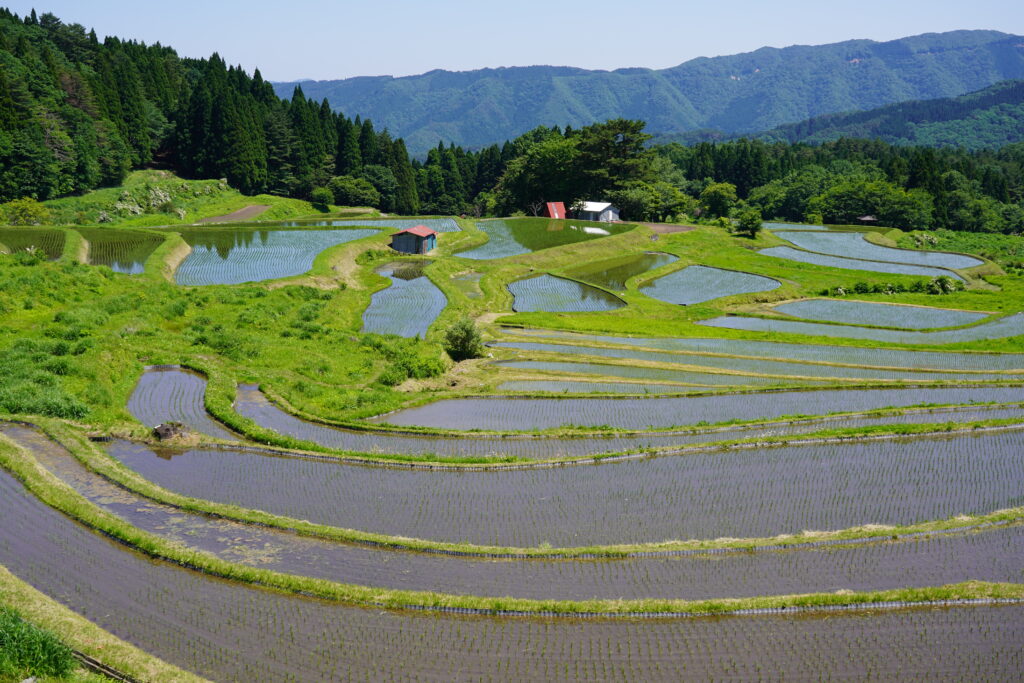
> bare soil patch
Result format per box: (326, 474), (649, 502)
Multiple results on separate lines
(197, 204), (271, 223)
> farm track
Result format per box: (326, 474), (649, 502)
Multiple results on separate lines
(1, 460), (1023, 680)
(106, 428), (1024, 547)
(7, 423), (1024, 603)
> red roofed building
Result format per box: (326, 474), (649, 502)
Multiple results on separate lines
(541, 202), (567, 219)
(390, 225), (438, 254)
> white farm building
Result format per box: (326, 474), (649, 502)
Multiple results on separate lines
(575, 201), (620, 223)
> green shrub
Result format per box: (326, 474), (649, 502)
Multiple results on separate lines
(443, 318), (485, 361)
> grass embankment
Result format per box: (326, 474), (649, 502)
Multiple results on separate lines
(0, 568), (206, 682)
(1, 424), (1022, 617)
(17, 417), (1024, 560)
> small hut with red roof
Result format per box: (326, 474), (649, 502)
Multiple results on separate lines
(390, 225), (438, 254)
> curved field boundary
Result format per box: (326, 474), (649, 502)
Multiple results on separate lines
(127, 365), (237, 441)
(774, 230), (983, 270)
(502, 328), (1024, 372)
(772, 298), (991, 329)
(699, 312), (1024, 345)
(508, 274), (626, 313)
(361, 262), (448, 338)
(640, 264), (781, 305)
(493, 359), (832, 387)
(761, 245), (965, 281)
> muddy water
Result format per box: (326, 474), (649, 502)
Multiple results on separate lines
(126, 366), (236, 440)
(372, 385), (1024, 430)
(108, 429), (1024, 547)
(4, 422), (1024, 604)
(236, 382), (1024, 459)
(1, 462), (1022, 681)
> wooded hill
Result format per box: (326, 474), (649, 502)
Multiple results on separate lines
(273, 31), (1024, 156)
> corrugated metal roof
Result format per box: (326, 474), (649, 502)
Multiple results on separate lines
(395, 225), (439, 237)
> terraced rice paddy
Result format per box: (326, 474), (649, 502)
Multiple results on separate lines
(458, 218), (631, 260)
(498, 380), (688, 393)
(774, 299), (990, 329)
(761, 245), (964, 280)
(7, 423), (1024, 603)
(362, 261), (447, 337)
(493, 340), (1014, 382)
(494, 359), (830, 387)
(0, 227), (65, 260)
(565, 252), (678, 290)
(77, 227), (164, 274)
(451, 271), (482, 298)
(2, 465), (1021, 681)
(774, 230), (983, 270)
(701, 312), (1024, 344)
(108, 429), (1024, 546)
(503, 328), (1024, 372)
(174, 227), (377, 285)
(640, 265), (780, 305)
(126, 366), (236, 440)
(508, 274), (625, 313)
(280, 217), (461, 232)
(234, 382), (1023, 459)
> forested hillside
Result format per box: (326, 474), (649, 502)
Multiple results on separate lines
(273, 31), (1024, 155)
(0, 8), (419, 211)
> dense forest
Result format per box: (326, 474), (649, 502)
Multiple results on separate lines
(2, 8), (1023, 234)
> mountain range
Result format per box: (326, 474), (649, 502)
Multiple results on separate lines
(273, 31), (1024, 156)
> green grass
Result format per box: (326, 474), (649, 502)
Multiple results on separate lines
(0, 606), (77, 681)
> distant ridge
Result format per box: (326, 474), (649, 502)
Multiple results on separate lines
(273, 31), (1024, 155)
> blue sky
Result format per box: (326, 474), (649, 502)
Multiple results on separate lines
(7, 0), (1023, 81)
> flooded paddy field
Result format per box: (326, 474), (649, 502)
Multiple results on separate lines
(0, 226), (65, 259)
(773, 299), (990, 329)
(373, 385), (1024, 431)
(503, 328), (1024, 372)
(496, 380), (685, 393)
(493, 359), (831, 387)
(565, 252), (678, 290)
(108, 429), (1024, 547)
(458, 218), (631, 260)
(640, 265), (781, 305)
(761, 245), (964, 280)
(773, 230), (983, 270)
(5, 423), (1023, 603)
(508, 274), (625, 313)
(173, 226), (377, 285)
(361, 261), (447, 338)
(1, 464), (1021, 680)
(701, 312), (1024, 344)
(77, 227), (163, 274)
(280, 217), (461, 232)
(126, 366), (236, 440)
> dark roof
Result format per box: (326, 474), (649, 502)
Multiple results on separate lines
(395, 225), (438, 238)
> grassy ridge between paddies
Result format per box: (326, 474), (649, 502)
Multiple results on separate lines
(1, 423), (1023, 617)
(0, 568), (205, 682)
(19, 417), (1024, 560)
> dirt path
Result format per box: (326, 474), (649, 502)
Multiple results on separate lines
(642, 222), (696, 234)
(197, 204), (271, 223)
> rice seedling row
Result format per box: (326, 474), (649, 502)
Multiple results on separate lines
(639, 265), (781, 305)
(0, 227), (65, 260)
(493, 340), (1009, 382)
(174, 227), (377, 285)
(701, 312), (1024, 344)
(361, 261), (447, 338)
(8, 423), (1024, 603)
(508, 275), (625, 313)
(497, 380), (689, 394)
(126, 366), (236, 440)
(108, 429), (1024, 547)
(2, 464), (1022, 681)
(235, 382), (1024, 458)
(279, 217), (461, 232)
(774, 230), (983, 270)
(564, 252), (678, 290)
(77, 227), (164, 274)
(760, 245), (964, 280)
(494, 359), (831, 387)
(773, 299), (990, 329)
(374, 385), (1024, 430)
(458, 218), (631, 260)
(504, 328), (1024, 372)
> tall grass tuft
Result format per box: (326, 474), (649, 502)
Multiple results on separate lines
(0, 606), (76, 679)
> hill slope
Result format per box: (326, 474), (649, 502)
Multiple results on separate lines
(273, 31), (1024, 155)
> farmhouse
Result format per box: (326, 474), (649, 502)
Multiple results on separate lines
(541, 202), (567, 219)
(576, 201), (620, 222)
(390, 225), (438, 254)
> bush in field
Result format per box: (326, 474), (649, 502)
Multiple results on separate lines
(328, 175), (381, 208)
(443, 318), (485, 361)
(735, 208), (763, 238)
(0, 607), (75, 680)
(0, 197), (50, 225)
(310, 187), (333, 208)
(362, 333), (448, 386)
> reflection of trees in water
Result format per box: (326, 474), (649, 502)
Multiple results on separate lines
(379, 260), (431, 281)
(181, 229), (271, 259)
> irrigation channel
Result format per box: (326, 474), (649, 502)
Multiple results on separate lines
(5, 422), (1024, 603)
(131, 367), (1024, 459)
(107, 427), (1024, 547)
(0, 458), (1021, 681)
